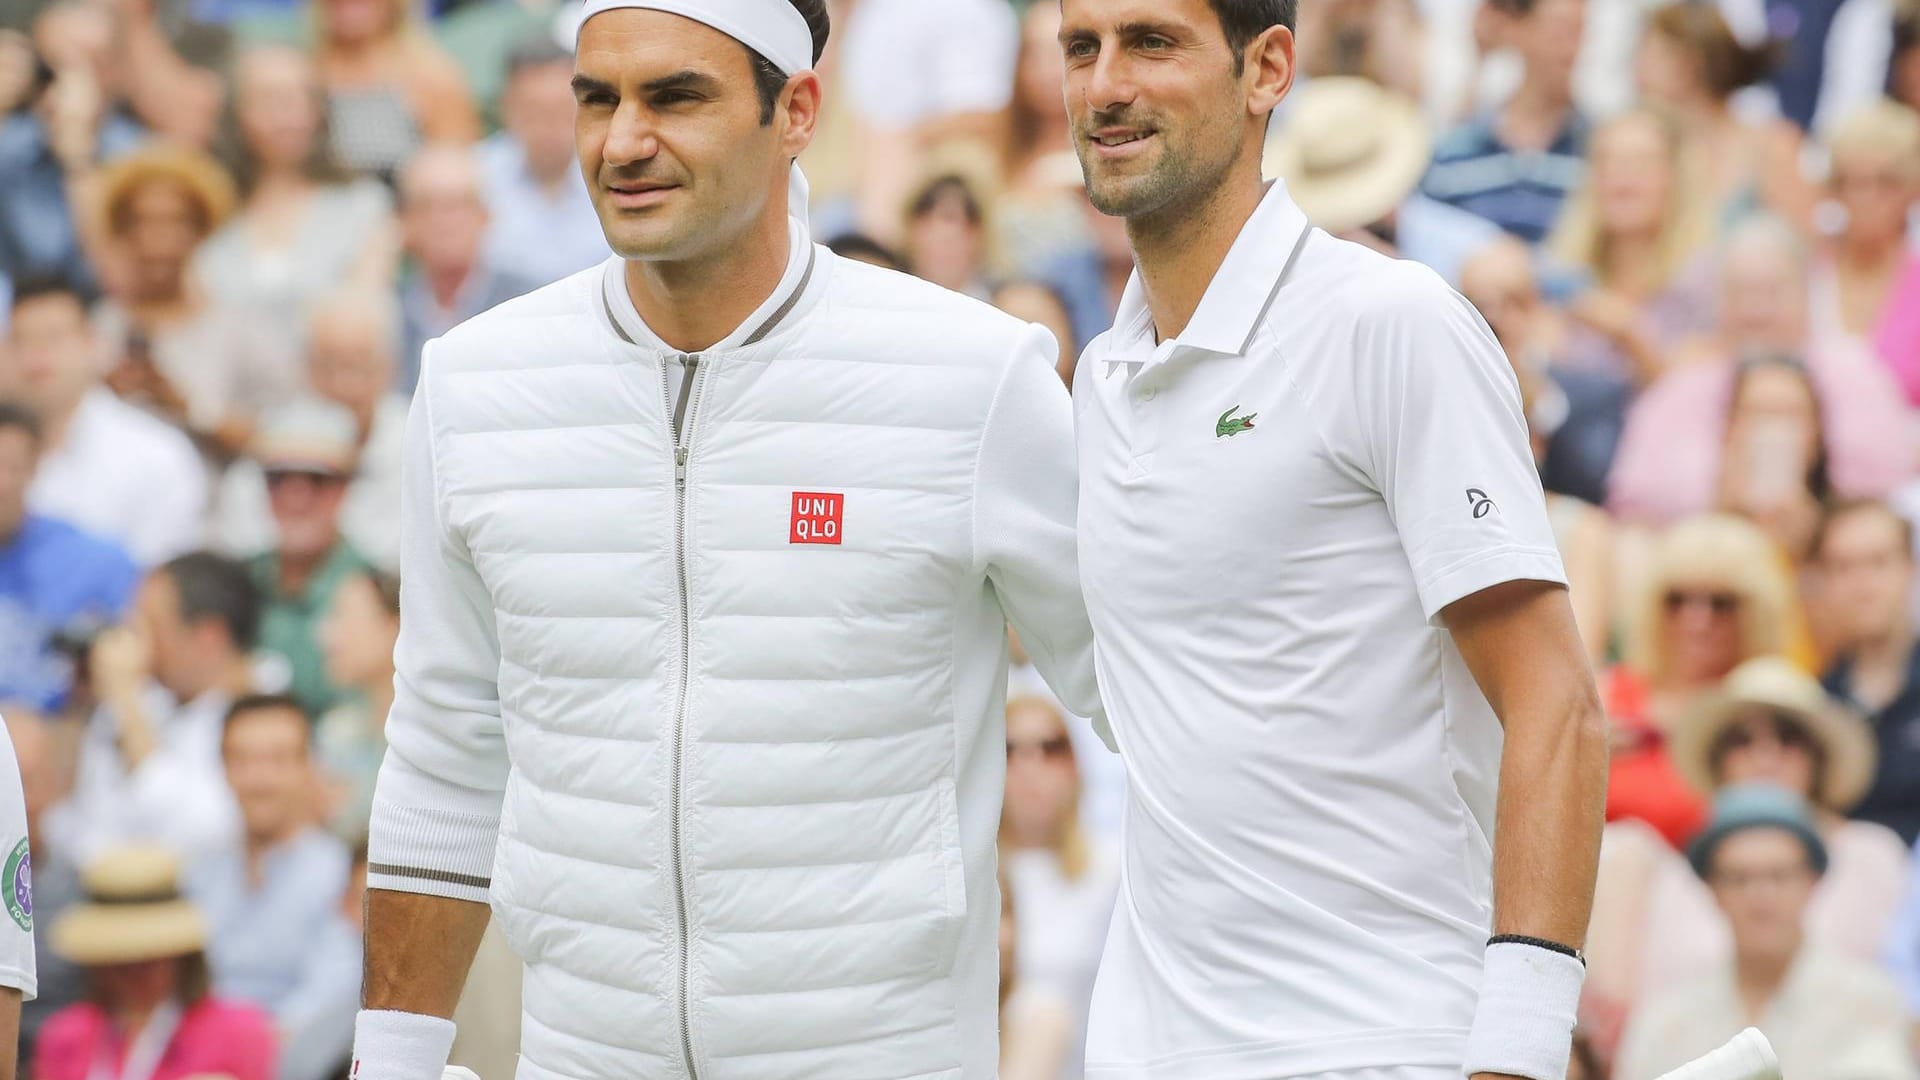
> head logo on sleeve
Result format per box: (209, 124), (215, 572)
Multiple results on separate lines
(4, 838), (29, 931)
(1467, 488), (1498, 519)
(790, 492), (844, 545)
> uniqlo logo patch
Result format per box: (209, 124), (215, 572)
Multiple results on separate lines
(790, 492), (844, 545)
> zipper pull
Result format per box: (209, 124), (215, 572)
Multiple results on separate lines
(675, 446), (688, 487)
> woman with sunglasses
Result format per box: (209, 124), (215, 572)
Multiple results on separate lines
(1583, 657), (1906, 1059)
(1603, 514), (1809, 851)
(1000, 695), (1117, 1080)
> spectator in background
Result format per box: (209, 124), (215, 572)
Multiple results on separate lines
(217, 290), (406, 575)
(1613, 786), (1915, 1080)
(992, 281), (1078, 387)
(1421, 0), (1589, 244)
(196, 46), (398, 359)
(87, 144), (301, 461)
(192, 695), (359, 1080)
(825, 233), (904, 272)
(1547, 106), (1717, 389)
(0, 10), (143, 293)
(43, 552), (255, 868)
(1295, 0), (1427, 101)
(840, 0), (1019, 243)
(1458, 237), (1620, 663)
(244, 400), (368, 720)
(902, 166), (993, 300)
(1000, 694), (1117, 1080)
(1714, 357), (1838, 569)
(0, 402), (136, 712)
(1819, 500), (1920, 844)
(1610, 216), (1919, 529)
(36, 847), (277, 1080)
(313, 567), (396, 842)
(1604, 514), (1804, 848)
(397, 142), (540, 395)
(314, 0), (479, 185)
(994, 3), (1092, 291)
(1894, 3), (1920, 116)
(479, 36), (607, 287)
(1, 277), (208, 566)
(1265, 76), (1499, 287)
(1635, 3), (1817, 230)
(997, 870), (1073, 1080)
(1818, 100), (1920, 408)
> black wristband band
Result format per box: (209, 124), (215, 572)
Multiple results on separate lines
(1488, 933), (1585, 966)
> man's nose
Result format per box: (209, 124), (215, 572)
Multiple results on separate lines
(602, 103), (663, 167)
(1082, 48), (1138, 114)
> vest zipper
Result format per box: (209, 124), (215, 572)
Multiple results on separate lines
(663, 351), (705, 1080)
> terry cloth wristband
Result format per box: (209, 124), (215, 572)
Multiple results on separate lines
(1462, 940), (1586, 1080)
(351, 1009), (457, 1080)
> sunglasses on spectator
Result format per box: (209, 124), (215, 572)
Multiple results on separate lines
(265, 469), (349, 491)
(1710, 711), (1817, 759)
(1663, 589), (1742, 617)
(1007, 736), (1073, 763)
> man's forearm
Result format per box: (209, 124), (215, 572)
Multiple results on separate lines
(363, 888), (491, 1018)
(1490, 689), (1609, 946)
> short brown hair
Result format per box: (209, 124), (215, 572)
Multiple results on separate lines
(1814, 499), (1916, 562)
(1207, 0), (1298, 73)
(1648, 3), (1780, 100)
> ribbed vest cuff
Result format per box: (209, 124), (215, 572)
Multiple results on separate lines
(367, 801), (501, 905)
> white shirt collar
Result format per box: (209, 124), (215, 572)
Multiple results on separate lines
(599, 216), (818, 355)
(1109, 180), (1314, 372)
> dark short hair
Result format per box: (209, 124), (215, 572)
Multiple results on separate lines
(223, 692), (310, 748)
(7, 273), (86, 316)
(505, 34), (573, 81)
(826, 233), (905, 272)
(1813, 498), (1917, 563)
(908, 175), (984, 226)
(1206, 0), (1298, 73)
(159, 552), (262, 651)
(0, 401), (42, 448)
(748, 0), (831, 124)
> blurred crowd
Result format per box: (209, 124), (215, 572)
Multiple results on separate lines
(2, 0), (1920, 1076)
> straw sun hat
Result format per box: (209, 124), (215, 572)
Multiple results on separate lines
(1263, 76), (1432, 236)
(51, 847), (206, 967)
(1671, 657), (1877, 814)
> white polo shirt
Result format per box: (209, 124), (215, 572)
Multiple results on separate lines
(1073, 181), (1566, 1079)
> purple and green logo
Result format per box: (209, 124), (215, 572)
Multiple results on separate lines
(4, 838), (30, 931)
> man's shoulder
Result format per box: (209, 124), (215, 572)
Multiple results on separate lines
(819, 255), (1039, 360)
(16, 515), (135, 575)
(1291, 239), (1460, 332)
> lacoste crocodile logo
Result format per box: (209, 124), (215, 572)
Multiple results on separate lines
(1216, 407), (1257, 438)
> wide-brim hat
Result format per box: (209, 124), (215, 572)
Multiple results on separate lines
(1672, 656), (1876, 813)
(1263, 76), (1431, 235)
(51, 847), (206, 967)
(92, 142), (237, 240)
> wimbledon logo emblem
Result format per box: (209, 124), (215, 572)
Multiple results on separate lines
(4, 839), (30, 931)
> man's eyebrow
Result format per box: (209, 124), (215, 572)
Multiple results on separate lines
(570, 73), (615, 96)
(641, 70), (722, 94)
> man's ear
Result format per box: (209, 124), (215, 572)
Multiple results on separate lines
(1245, 24), (1296, 120)
(779, 70), (823, 159)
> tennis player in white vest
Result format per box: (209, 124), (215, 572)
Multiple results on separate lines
(1063, 2), (1609, 1079)
(347, 2), (1104, 1077)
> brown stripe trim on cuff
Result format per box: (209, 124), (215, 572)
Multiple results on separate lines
(367, 863), (491, 891)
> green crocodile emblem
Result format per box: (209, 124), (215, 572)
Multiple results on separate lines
(1215, 406), (1257, 439)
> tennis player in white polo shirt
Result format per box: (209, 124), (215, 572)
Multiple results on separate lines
(1061, 2), (1610, 1079)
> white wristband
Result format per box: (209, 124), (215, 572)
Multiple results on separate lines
(1462, 941), (1585, 1080)
(352, 1009), (458, 1080)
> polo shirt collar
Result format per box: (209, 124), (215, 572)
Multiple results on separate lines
(1109, 180), (1314, 370)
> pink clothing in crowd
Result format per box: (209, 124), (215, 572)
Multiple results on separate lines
(1607, 341), (1920, 526)
(1874, 256), (1920, 408)
(33, 999), (278, 1080)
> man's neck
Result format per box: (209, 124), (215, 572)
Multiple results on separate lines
(624, 212), (793, 354)
(279, 539), (337, 595)
(1601, 232), (1662, 295)
(181, 660), (252, 707)
(244, 822), (302, 881)
(1734, 945), (1798, 1018)
(425, 260), (476, 310)
(1128, 168), (1267, 344)
(1498, 74), (1573, 152)
(41, 391), (83, 450)
(1849, 622), (1917, 709)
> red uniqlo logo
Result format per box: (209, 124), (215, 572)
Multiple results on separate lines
(790, 492), (844, 545)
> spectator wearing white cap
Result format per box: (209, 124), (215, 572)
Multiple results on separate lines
(1, 278), (207, 567)
(243, 399), (371, 721)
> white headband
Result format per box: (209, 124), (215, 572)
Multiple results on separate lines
(574, 0), (815, 76)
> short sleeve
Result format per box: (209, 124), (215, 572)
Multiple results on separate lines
(0, 716), (36, 999)
(1342, 263), (1567, 624)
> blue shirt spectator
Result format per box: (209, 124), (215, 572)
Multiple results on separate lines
(0, 106), (144, 295)
(477, 39), (608, 291)
(191, 695), (360, 1080)
(0, 402), (137, 711)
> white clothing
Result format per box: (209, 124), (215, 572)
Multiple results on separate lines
(28, 389), (208, 566)
(366, 216), (1104, 1078)
(1074, 182), (1566, 1078)
(839, 0), (1019, 131)
(1006, 846), (1118, 1080)
(213, 394), (407, 574)
(0, 715), (35, 998)
(45, 686), (241, 870)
